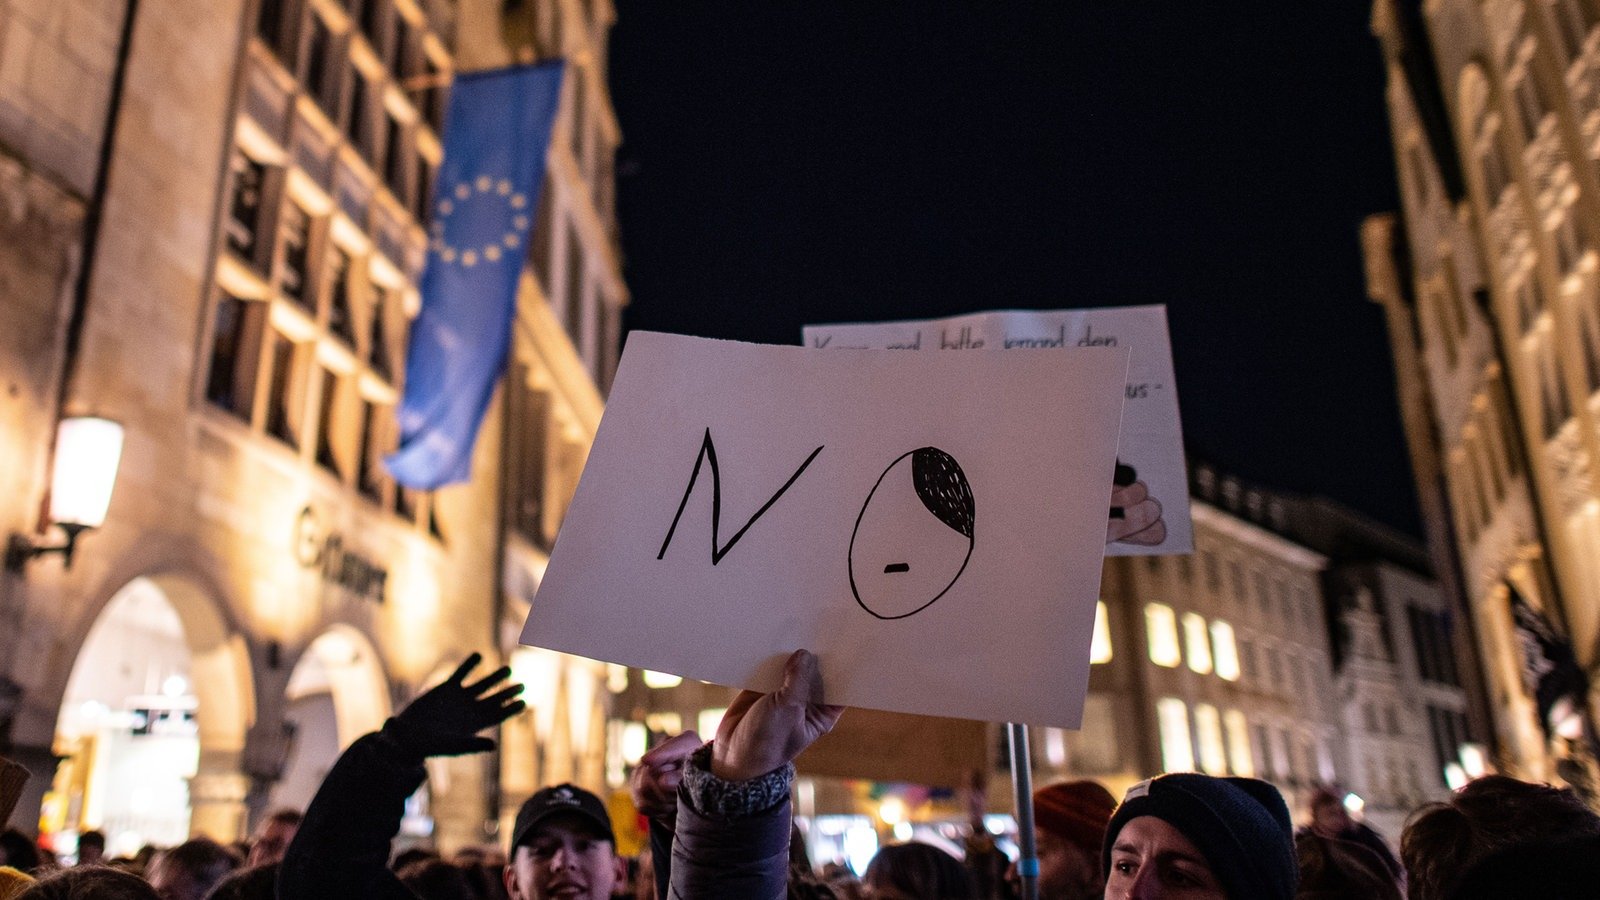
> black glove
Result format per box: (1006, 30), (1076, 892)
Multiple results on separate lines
(388, 653), (525, 757)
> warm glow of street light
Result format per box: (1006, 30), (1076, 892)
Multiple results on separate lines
(49, 417), (124, 529)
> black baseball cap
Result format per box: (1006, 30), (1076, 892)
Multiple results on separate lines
(510, 783), (615, 851)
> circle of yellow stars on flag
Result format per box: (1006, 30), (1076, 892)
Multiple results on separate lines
(428, 174), (532, 269)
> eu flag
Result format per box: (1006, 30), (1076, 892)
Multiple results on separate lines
(386, 61), (564, 489)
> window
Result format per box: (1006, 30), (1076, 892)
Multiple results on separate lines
(264, 330), (304, 446)
(327, 246), (355, 344)
(205, 293), (264, 417)
(1146, 604), (1181, 668)
(1513, 70), (1553, 141)
(226, 150), (268, 265)
(1195, 704), (1227, 775)
(368, 285), (393, 382)
(1239, 638), (1258, 682)
(1202, 552), (1220, 592)
(698, 708), (727, 740)
(303, 11), (339, 118)
(256, 0), (294, 62)
(356, 398), (385, 501)
(1536, 341), (1572, 438)
(1224, 710), (1254, 776)
(412, 154), (434, 223)
(1157, 698), (1193, 773)
(1211, 620), (1240, 681)
(384, 114), (409, 201)
(315, 367), (347, 476)
(508, 372), (552, 549)
(346, 67), (376, 163)
(1253, 724), (1274, 778)
(360, 0), (387, 50)
(1183, 613), (1213, 674)
(1253, 572), (1272, 616)
(1266, 646), (1283, 687)
(1091, 601), (1113, 664)
(1549, 0), (1599, 63)
(279, 200), (313, 308)
(564, 219), (585, 338)
(1514, 273), (1544, 334)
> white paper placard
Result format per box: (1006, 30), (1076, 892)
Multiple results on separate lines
(521, 331), (1129, 726)
(803, 306), (1192, 555)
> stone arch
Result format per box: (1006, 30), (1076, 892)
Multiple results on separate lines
(266, 626), (392, 814)
(48, 573), (254, 848)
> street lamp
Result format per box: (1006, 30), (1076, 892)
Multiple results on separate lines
(5, 417), (124, 572)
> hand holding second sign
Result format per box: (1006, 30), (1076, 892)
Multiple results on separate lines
(711, 649), (845, 782)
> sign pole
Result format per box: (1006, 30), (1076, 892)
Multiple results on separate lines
(1007, 722), (1040, 900)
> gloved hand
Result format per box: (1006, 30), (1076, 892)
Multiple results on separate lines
(389, 653), (525, 758)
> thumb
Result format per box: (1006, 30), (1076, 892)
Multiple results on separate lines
(772, 649), (824, 709)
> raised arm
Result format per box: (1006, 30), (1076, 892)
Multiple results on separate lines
(668, 650), (843, 900)
(277, 654), (523, 900)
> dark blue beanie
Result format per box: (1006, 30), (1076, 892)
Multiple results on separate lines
(1101, 773), (1297, 900)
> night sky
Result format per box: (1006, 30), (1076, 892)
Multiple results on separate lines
(606, 3), (1417, 535)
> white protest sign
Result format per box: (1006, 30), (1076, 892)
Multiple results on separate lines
(803, 306), (1192, 555)
(521, 331), (1129, 726)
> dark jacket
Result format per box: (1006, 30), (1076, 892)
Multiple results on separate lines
(663, 745), (794, 900)
(277, 721), (425, 900)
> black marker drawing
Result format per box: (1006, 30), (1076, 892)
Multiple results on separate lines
(849, 447), (975, 620)
(658, 428), (825, 565)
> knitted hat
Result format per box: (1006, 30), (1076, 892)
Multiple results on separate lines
(1102, 773), (1297, 900)
(1033, 780), (1118, 863)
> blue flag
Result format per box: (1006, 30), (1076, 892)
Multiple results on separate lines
(386, 61), (564, 489)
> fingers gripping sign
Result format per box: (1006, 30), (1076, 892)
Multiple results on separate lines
(631, 730), (702, 821)
(390, 652), (527, 758)
(711, 650), (845, 782)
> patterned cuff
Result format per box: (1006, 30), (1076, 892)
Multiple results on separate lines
(680, 743), (794, 820)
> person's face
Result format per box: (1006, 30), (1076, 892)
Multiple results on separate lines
(1310, 800), (1350, 837)
(247, 819), (297, 868)
(1009, 829), (1100, 900)
(849, 449), (975, 620)
(1104, 817), (1226, 900)
(504, 816), (624, 900)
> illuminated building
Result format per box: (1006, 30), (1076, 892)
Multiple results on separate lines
(0, 0), (625, 851)
(1366, 0), (1600, 790)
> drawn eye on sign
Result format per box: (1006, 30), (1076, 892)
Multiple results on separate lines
(849, 447), (975, 620)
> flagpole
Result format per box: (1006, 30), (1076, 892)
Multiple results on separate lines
(1007, 722), (1039, 900)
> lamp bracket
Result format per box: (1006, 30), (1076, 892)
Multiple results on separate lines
(4, 524), (90, 573)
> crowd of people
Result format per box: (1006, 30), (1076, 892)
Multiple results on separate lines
(1, 649), (1597, 899)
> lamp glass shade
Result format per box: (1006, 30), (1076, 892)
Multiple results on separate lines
(49, 417), (124, 529)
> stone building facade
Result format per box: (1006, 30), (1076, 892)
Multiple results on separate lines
(1366, 0), (1600, 792)
(0, 0), (625, 854)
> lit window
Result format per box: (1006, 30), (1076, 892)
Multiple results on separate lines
(621, 722), (647, 765)
(1224, 709), (1254, 776)
(1183, 613), (1213, 674)
(1157, 697), (1193, 772)
(1211, 620), (1240, 681)
(698, 707), (727, 739)
(1195, 704), (1226, 775)
(642, 670), (682, 689)
(1146, 604), (1181, 667)
(1091, 601), (1113, 664)
(644, 711), (681, 734)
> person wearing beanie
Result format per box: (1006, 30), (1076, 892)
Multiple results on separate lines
(1102, 773), (1297, 900)
(1007, 780), (1117, 900)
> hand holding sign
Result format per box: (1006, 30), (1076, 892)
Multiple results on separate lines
(712, 649), (843, 781)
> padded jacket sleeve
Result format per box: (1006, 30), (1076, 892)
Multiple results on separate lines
(667, 743), (793, 900)
(276, 721), (425, 900)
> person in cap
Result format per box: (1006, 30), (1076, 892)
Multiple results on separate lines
(1101, 773), (1297, 900)
(504, 783), (625, 900)
(277, 653), (525, 900)
(1005, 780), (1117, 900)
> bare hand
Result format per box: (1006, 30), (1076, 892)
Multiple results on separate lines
(711, 650), (844, 782)
(1108, 480), (1165, 546)
(631, 730), (702, 821)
